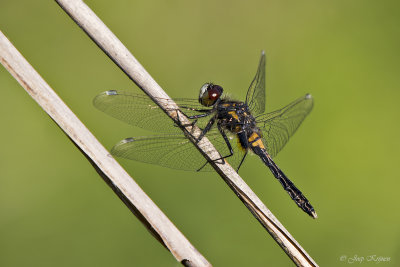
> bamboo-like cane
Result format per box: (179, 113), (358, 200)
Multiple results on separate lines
(0, 31), (210, 267)
(53, 0), (318, 266)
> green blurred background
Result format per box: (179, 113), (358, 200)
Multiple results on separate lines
(1, 0), (399, 266)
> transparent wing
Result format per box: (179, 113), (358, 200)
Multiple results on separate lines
(111, 130), (246, 172)
(245, 51), (266, 116)
(255, 94), (313, 158)
(93, 90), (214, 133)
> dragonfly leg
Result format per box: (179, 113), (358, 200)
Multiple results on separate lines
(174, 109), (212, 133)
(196, 123), (234, 171)
(196, 161), (209, 172)
(236, 150), (248, 173)
(179, 105), (211, 115)
(187, 112), (212, 119)
(178, 106), (212, 121)
(216, 122), (234, 160)
(174, 110), (196, 132)
(195, 116), (216, 143)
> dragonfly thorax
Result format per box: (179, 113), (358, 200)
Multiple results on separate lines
(216, 100), (258, 134)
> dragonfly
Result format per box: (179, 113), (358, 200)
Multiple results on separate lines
(93, 51), (316, 218)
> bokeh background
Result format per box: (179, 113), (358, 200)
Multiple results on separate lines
(1, 0), (399, 266)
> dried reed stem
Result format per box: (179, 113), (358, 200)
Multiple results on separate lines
(52, 0), (318, 266)
(0, 30), (210, 266)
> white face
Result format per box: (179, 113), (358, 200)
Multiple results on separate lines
(199, 83), (210, 100)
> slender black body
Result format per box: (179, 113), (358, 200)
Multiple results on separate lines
(194, 95), (316, 218)
(253, 144), (316, 217)
(93, 51), (317, 218)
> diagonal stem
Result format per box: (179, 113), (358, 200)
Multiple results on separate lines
(54, 0), (319, 266)
(0, 30), (210, 267)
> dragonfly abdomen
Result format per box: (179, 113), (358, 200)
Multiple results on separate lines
(252, 146), (317, 219)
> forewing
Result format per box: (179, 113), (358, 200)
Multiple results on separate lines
(255, 94), (313, 158)
(93, 90), (212, 133)
(245, 51), (266, 116)
(111, 130), (246, 172)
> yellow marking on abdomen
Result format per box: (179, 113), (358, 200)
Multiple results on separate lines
(228, 111), (239, 120)
(252, 139), (265, 149)
(248, 132), (259, 142)
(248, 132), (265, 149)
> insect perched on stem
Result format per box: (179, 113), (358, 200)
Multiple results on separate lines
(94, 51), (316, 218)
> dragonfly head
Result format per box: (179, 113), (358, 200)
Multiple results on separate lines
(198, 83), (223, 107)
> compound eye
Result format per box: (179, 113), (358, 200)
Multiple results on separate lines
(199, 83), (223, 106)
(208, 85), (223, 101)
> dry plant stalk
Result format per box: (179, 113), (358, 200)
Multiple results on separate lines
(54, 0), (318, 266)
(0, 31), (210, 266)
